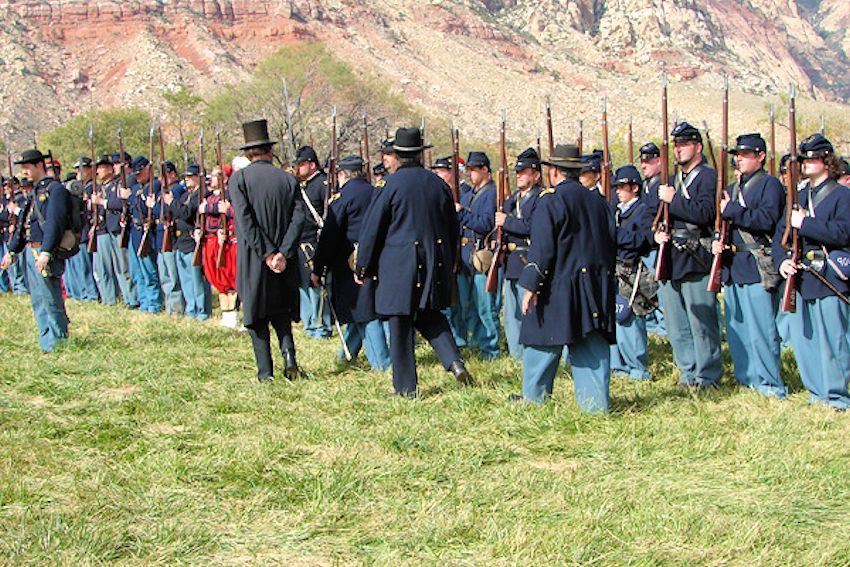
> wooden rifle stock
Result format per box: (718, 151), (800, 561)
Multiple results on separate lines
(655, 73), (672, 282)
(159, 126), (174, 253)
(707, 77), (729, 292)
(117, 127), (132, 249)
(780, 84), (800, 313)
(191, 129), (206, 268)
(215, 130), (228, 268)
(485, 111), (508, 294)
(87, 125), (99, 254)
(138, 124), (156, 258)
(363, 114), (372, 184)
(577, 120), (583, 154)
(449, 125), (461, 306)
(601, 97), (613, 203)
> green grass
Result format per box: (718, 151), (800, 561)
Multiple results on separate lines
(0, 295), (849, 565)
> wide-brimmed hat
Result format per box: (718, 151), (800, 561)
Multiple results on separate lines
(392, 127), (432, 154)
(13, 148), (45, 165)
(239, 119), (277, 150)
(541, 144), (584, 169)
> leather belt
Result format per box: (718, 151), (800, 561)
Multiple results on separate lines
(28, 241), (42, 247)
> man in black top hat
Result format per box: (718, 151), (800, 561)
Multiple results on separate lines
(229, 119), (306, 382)
(654, 121), (722, 389)
(355, 127), (472, 397)
(1, 149), (71, 351)
(293, 145), (333, 339)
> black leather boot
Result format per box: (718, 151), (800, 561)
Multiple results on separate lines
(450, 360), (473, 386)
(283, 350), (301, 380)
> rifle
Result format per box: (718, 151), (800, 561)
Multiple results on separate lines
(819, 114), (825, 137)
(654, 73), (672, 282)
(780, 84), (800, 313)
(363, 113), (372, 184)
(545, 96), (555, 188)
(87, 125), (99, 254)
(768, 104), (776, 177)
(485, 110), (509, 294)
(628, 114), (634, 164)
(601, 96), (613, 203)
(191, 128), (207, 268)
(707, 77), (729, 293)
(326, 106), (338, 205)
(117, 127), (132, 249)
(138, 123), (156, 257)
(450, 124), (461, 306)
(577, 119), (584, 154)
(159, 126), (174, 253)
(6, 148), (18, 238)
(215, 129), (228, 268)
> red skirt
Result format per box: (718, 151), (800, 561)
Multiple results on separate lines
(203, 236), (237, 294)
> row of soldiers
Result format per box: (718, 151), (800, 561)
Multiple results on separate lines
(3, 116), (850, 413)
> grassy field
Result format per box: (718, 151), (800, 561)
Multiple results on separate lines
(0, 294), (849, 566)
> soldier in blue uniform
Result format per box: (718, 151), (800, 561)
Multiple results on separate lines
(1, 149), (71, 352)
(774, 134), (850, 410)
(611, 165), (656, 381)
(150, 161), (185, 316)
(638, 142), (667, 336)
(311, 156), (390, 371)
(372, 162), (388, 185)
(456, 151), (501, 360)
(63, 157), (99, 302)
(511, 144), (616, 413)
(431, 155), (471, 347)
(127, 156), (162, 313)
(654, 122), (722, 389)
(712, 133), (785, 398)
(100, 153), (138, 308)
(2, 176), (29, 294)
(166, 163), (210, 321)
(355, 127), (472, 396)
(494, 148), (542, 360)
(294, 146), (333, 339)
(579, 154), (604, 197)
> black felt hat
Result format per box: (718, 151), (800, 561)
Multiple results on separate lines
(541, 144), (584, 169)
(13, 149), (45, 165)
(392, 127), (432, 154)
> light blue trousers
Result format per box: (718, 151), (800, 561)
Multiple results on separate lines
(611, 314), (651, 380)
(24, 248), (68, 352)
(522, 332), (611, 414)
(342, 320), (391, 371)
(788, 295), (850, 409)
(661, 275), (722, 387)
(157, 250), (184, 316)
(502, 279), (524, 360)
(175, 250), (210, 320)
(724, 283), (785, 398)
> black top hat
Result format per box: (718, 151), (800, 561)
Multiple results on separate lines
(541, 144), (584, 169)
(392, 127), (432, 154)
(240, 119), (277, 150)
(13, 148), (45, 165)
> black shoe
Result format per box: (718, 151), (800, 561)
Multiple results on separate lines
(450, 360), (474, 386)
(507, 393), (524, 403)
(283, 350), (301, 380)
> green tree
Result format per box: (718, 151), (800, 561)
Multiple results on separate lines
(162, 87), (204, 164)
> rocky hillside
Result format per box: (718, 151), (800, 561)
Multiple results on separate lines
(0, 0), (848, 151)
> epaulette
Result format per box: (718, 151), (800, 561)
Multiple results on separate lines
(539, 187), (555, 197)
(375, 180), (386, 189)
(329, 193), (341, 203)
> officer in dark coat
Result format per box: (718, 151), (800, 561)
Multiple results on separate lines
(713, 133), (785, 398)
(773, 134), (850, 409)
(293, 145), (333, 339)
(494, 147), (542, 360)
(1, 149), (71, 352)
(355, 127), (472, 397)
(229, 119), (305, 382)
(654, 122), (722, 389)
(312, 156), (390, 371)
(512, 144), (616, 413)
